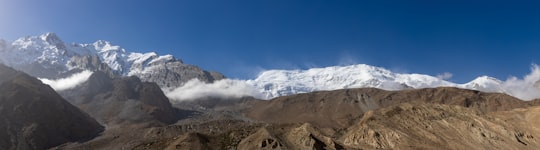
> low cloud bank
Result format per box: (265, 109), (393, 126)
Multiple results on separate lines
(500, 64), (540, 100)
(165, 79), (261, 102)
(39, 70), (93, 91)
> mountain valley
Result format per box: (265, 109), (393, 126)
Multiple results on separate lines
(1, 33), (540, 149)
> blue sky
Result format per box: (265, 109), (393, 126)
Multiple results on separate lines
(1, 0), (539, 83)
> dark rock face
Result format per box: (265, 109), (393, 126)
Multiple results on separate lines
(0, 64), (104, 150)
(60, 71), (180, 127)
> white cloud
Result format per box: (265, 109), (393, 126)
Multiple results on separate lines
(436, 72), (453, 80)
(39, 70), (93, 91)
(165, 78), (262, 102)
(500, 64), (540, 100)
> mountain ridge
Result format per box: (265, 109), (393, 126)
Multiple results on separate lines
(0, 33), (224, 89)
(2, 33), (539, 101)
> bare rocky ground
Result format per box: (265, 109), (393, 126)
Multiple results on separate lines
(53, 87), (540, 150)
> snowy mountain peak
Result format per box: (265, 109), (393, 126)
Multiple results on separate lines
(0, 33), (223, 90)
(246, 64), (540, 100)
(462, 75), (504, 93)
(471, 76), (503, 84)
(91, 40), (125, 53)
(13, 33), (61, 49)
(248, 64), (456, 99)
(40, 32), (63, 44)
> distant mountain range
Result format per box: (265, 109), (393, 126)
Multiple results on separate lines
(1, 33), (538, 101)
(0, 33), (223, 90)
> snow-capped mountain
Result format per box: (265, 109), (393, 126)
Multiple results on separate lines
(0, 33), (223, 89)
(461, 76), (505, 93)
(2, 33), (536, 101)
(246, 64), (509, 99)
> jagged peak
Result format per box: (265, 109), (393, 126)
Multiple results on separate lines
(91, 40), (125, 53)
(40, 32), (61, 42)
(93, 40), (111, 46)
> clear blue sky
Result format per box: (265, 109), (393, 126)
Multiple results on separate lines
(1, 0), (539, 83)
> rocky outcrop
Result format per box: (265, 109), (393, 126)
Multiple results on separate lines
(285, 123), (343, 150)
(133, 61), (225, 90)
(238, 128), (285, 150)
(0, 64), (103, 150)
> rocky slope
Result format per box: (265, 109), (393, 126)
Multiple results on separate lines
(340, 103), (540, 149)
(0, 64), (103, 150)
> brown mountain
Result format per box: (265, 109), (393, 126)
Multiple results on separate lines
(246, 87), (534, 128)
(59, 71), (184, 127)
(0, 64), (103, 150)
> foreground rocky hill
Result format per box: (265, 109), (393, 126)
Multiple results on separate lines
(58, 102), (540, 150)
(341, 103), (539, 149)
(55, 87), (540, 149)
(0, 64), (103, 150)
